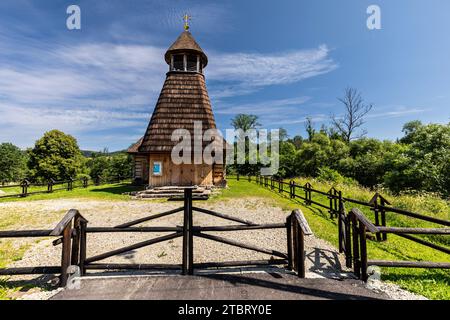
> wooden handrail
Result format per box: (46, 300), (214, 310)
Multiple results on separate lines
(377, 226), (450, 235)
(50, 209), (88, 236)
(349, 208), (379, 233)
(293, 209), (313, 235)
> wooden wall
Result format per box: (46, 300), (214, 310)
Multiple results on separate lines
(147, 153), (224, 187)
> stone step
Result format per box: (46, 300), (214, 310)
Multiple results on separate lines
(139, 189), (210, 195)
(137, 192), (210, 199)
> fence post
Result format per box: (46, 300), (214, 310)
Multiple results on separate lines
(333, 189), (338, 218)
(359, 221), (368, 281)
(21, 179), (29, 197)
(304, 183), (311, 205)
(344, 212), (352, 268)
(67, 177), (73, 191)
(60, 222), (72, 287)
(338, 191), (343, 253)
(47, 179), (54, 193)
(380, 197), (388, 241)
(372, 193), (381, 241)
(351, 213), (361, 279)
(292, 181), (296, 199)
(292, 217), (298, 272)
(286, 215), (293, 270)
(328, 188), (334, 219)
(278, 178), (282, 193)
(248, 175), (251, 182)
(289, 181), (293, 199)
(237, 173), (239, 181)
(83, 177), (88, 188)
(79, 220), (87, 276)
(71, 216), (81, 266)
(297, 223), (306, 278)
(182, 188), (193, 275)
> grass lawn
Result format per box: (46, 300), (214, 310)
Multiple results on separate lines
(0, 179), (448, 299)
(0, 182), (144, 203)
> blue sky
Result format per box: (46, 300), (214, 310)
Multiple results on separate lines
(0, 0), (449, 151)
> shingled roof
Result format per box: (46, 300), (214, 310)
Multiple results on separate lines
(139, 73), (217, 153)
(164, 31), (208, 67)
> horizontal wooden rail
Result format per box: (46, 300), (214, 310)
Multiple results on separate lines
(368, 260), (450, 269)
(0, 230), (53, 238)
(85, 232), (183, 264)
(396, 233), (450, 255)
(192, 223), (286, 232)
(194, 259), (288, 269)
(376, 226), (450, 235)
(192, 206), (257, 226)
(86, 226), (182, 233)
(0, 266), (61, 275)
(194, 231), (288, 259)
(114, 207), (184, 228)
(84, 263), (181, 270)
(378, 205), (450, 226)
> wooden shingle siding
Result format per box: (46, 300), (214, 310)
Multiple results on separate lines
(139, 72), (218, 153)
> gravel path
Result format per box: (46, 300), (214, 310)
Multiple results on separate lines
(0, 198), (425, 300)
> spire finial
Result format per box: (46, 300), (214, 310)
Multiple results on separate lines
(183, 13), (191, 31)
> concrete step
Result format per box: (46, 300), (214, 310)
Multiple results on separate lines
(140, 189), (208, 195)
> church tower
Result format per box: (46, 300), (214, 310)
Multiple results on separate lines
(128, 22), (225, 187)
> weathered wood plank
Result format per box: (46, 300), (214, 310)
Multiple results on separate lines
(293, 209), (313, 235)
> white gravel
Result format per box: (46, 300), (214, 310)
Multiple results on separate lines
(0, 197), (426, 300)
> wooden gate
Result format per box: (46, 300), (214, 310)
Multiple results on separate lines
(0, 188), (312, 285)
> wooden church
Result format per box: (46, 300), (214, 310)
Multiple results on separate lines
(128, 24), (225, 187)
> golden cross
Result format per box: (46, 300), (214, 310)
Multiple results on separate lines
(183, 13), (191, 31)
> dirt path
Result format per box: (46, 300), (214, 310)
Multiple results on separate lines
(0, 198), (425, 300)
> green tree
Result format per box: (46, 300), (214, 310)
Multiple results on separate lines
(230, 114), (260, 132)
(389, 122), (450, 195)
(28, 130), (85, 181)
(287, 135), (303, 149)
(304, 117), (315, 142)
(0, 143), (27, 183)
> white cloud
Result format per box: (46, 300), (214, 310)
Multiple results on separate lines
(206, 45), (337, 97)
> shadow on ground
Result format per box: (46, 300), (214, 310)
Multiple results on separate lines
(89, 184), (144, 195)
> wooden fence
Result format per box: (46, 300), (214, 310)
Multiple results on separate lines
(234, 174), (450, 279)
(0, 175), (131, 200)
(0, 188), (312, 286)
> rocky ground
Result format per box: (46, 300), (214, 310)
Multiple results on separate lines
(0, 198), (426, 300)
